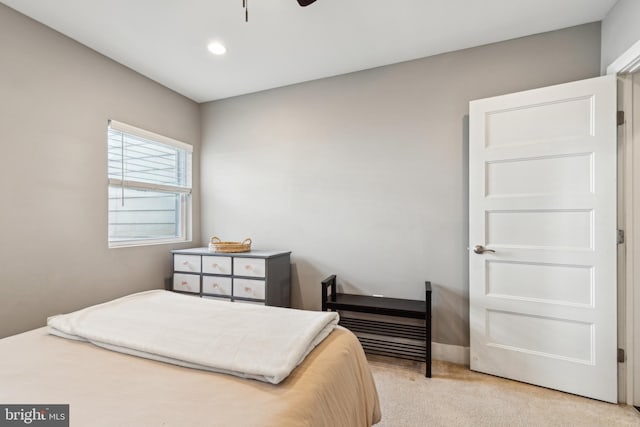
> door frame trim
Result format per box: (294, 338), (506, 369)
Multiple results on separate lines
(618, 73), (634, 405)
(608, 40), (640, 405)
(607, 39), (640, 75)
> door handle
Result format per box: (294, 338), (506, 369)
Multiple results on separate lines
(473, 245), (495, 254)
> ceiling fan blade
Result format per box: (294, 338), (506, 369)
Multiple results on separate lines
(297, 0), (317, 6)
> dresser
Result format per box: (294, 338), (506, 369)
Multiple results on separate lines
(170, 248), (291, 307)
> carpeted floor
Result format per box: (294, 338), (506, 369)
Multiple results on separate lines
(367, 356), (640, 427)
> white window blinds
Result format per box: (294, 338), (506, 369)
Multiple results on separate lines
(108, 120), (192, 246)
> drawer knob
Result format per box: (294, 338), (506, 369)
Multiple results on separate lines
(212, 283), (219, 288)
(212, 263), (219, 268)
(245, 265), (252, 270)
(182, 261), (189, 265)
(244, 287), (251, 293)
(181, 281), (188, 286)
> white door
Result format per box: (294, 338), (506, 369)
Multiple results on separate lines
(469, 75), (617, 403)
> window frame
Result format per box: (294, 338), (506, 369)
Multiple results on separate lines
(107, 120), (193, 248)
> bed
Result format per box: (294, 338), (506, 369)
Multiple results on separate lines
(0, 291), (381, 427)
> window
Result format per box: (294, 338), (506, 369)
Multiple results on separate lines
(107, 120), (192, 247)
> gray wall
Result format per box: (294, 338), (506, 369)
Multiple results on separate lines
(0, 4), (201, 338)
(200, 23), (601, 347)
(601, 0), (640, 72)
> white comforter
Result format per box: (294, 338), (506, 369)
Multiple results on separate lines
(47, 290), (339, 384)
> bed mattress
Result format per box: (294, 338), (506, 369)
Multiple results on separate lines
(0, 326), (381, 426)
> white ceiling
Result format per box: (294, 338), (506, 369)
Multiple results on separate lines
(1, 0), (617, 103)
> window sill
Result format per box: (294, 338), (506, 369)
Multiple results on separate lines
(109, 237), (192, 249)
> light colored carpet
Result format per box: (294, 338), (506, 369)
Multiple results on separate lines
(367, 356), (640, 427)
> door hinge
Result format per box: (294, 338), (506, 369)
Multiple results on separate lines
(619, 348), (625, 363)
(618, 229), (625, 244)
(618, 111), (625, 126)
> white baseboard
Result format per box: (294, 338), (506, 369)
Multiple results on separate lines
(432, 342), (470, 366)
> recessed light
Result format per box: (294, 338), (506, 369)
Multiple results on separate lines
(207, 42), (226, 55)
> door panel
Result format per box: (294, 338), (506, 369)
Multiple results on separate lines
(485, 310), (593, 362)
(486, 210), (593, 249)
(485, 96), (593, 147)
(469, 75), (617, 403)
(486, 153), (593, 197)
(486, 260), (593, 307)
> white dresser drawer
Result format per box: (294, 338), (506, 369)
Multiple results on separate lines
(173, 273), (200, 293)
(233, 258), (266, 278)
(233, 278), (265, 300)
(174, 255), (201, 273)
(202, 276), (232, 296)
(202, 256), (232, 275)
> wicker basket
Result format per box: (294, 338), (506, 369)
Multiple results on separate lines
(208, 236), (252, 253)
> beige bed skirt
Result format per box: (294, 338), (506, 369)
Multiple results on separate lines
(0, 326), (381, 426)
